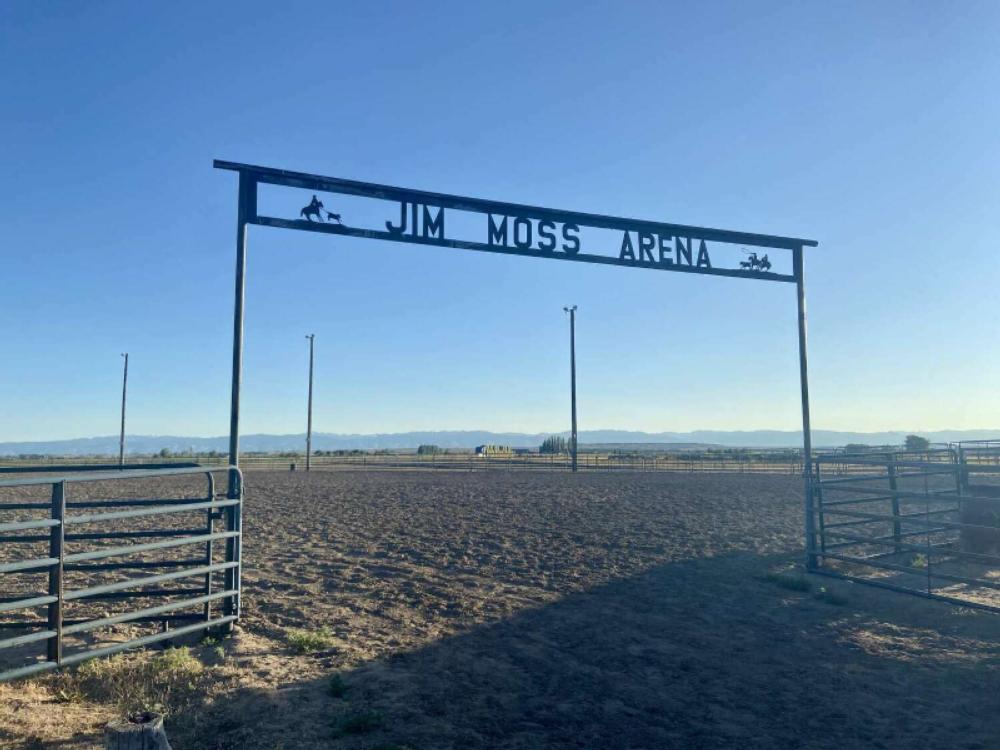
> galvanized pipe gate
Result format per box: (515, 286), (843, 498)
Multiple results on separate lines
(0, 466), (242, 682)
(810, 442), (1000, 610)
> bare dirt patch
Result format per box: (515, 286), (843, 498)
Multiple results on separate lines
(2, 470), (999, 749)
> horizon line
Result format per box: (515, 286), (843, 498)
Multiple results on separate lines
(3, 426), (1000, 444)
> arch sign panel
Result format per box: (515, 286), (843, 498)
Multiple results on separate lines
(214, 160), (821, 567)
(215, 160), (815, 283)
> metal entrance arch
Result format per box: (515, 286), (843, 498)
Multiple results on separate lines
(214, 160), (820, 567)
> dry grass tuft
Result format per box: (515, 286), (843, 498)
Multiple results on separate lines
(50, 646), (207, 716)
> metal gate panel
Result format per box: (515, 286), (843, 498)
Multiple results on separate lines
(812, 445), (1000, 611)
(0, 465), (242, 681)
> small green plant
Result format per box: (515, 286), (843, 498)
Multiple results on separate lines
(200, 635), (219, 647)
(815, 586), (848, 606)
(911, 553), (928, 569)
(287, 626), (337, 654)
(762, 571), (812, 592)
(333, 709), (383, 736)
(328, 674), (349, 698)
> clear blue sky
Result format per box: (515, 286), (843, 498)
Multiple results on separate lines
(2, 1), (998, 441)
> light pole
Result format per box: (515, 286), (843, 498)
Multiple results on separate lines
(563, 306), (578, 472)
(119, 353), (128, 469)
(305, 334), (315, 471)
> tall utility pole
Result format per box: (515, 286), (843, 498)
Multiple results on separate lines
(563, 306), (578, 472)
(305, 334), (315, 472)
(118, 353), (129, 469)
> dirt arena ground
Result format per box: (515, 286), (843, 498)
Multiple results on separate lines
(2, 470), (1000, 749)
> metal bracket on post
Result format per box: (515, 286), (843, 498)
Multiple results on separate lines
(46, 482), (66, 664)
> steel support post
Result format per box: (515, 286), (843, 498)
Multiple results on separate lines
(228, 174), (255, 495)
(46, 482), (65, 663)
(118, 353), (128, 469)
(794, 247), (817, 570)
(306, 334), (315, 471)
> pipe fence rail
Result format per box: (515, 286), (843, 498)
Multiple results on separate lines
(0, 465), (242, 682)
(811, 444), (1000, 611)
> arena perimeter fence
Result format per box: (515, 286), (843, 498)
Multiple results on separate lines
(812, 442), (1000, 611)
(1, 452), (821, 475)
(0, 465), (242, 682)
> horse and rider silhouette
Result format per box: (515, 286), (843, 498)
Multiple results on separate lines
(300, 195), (342, 224)
(739, 252), (772, 272)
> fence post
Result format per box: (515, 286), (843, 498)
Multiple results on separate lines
(222, 468), (242, 632)
(46, 481), (66, 664)
(887, 457), (901, 553)
(203, 473), (216, 622)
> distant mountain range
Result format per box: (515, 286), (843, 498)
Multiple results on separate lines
(1, 429), (998, 456)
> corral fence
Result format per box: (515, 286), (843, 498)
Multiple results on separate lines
(3, 452), (811, 475)
(0, 465), (242, 682)
(811, 441), (1000, 611)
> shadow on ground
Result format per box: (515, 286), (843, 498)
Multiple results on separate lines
(166, 550), (1000, 750)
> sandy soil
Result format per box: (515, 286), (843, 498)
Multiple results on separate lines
(2, 470), (1000, 749)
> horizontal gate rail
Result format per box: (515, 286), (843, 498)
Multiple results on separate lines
(65, 528), (207, 541)
(0, 465), (243, 682)
(65, 498), (238, 525)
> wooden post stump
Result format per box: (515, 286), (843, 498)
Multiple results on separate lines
(105, 712), (172, 750)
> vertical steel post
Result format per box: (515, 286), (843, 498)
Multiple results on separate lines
(203, 472), (215, 622)
(305, 334), (315, 471)
(564, 305), (578, 472)
(228, 174), (255, 496)
(46, 481), (65, 664)
(794, 247), (816, 570)
(222, 469), (242, 631)
(118, 353), (128, 469)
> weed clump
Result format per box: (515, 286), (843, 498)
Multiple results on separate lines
(287, 626), (337, 654)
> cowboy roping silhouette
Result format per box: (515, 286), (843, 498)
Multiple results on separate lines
(739, 251), (772, 272)
(299, 195), (343, 224)
(300, 195), (323, 221)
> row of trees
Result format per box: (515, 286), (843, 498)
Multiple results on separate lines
(844, 435), (931, 453)
(539, 436), (569, 454)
